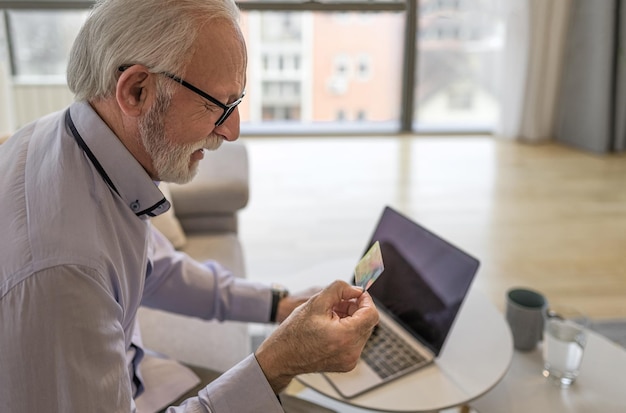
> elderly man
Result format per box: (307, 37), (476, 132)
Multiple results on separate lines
(0, 0), (379, 412)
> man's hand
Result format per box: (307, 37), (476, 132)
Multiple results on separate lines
(255, 280), (379, 393)
(275, 286), (320, 323)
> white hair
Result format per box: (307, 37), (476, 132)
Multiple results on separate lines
(67, 0), (240, 101)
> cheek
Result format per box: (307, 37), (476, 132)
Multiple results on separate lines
(164, 116), (216, 146)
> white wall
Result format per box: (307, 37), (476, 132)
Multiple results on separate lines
(13, 82), (74, 128)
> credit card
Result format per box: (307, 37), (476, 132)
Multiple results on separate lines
(354, 241), (384, 291)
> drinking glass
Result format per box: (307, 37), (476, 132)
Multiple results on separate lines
(542, 305), (588, 387)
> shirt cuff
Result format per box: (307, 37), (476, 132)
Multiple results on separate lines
(229, 278), (273, 323)
(200, 354), (283, 412)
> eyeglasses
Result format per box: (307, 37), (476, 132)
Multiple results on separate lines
(119, 65), (245, 126)
(160, 72), (245, 126)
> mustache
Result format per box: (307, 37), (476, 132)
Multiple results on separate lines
(203, 135), (223, 151)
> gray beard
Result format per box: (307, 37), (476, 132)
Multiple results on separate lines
(139, 95), (222, 184)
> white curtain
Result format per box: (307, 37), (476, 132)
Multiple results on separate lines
(495, 0), (572, 143)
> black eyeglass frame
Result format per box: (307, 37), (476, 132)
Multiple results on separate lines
(119, 65), (245, 126)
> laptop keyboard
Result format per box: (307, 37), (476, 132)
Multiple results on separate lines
(361, 323), (428, 379)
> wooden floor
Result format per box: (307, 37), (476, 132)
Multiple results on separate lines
(238, 135), (626, 320)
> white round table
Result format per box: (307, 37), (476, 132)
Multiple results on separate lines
(290, 285), (513, 412)
(470, 327), (626, 413)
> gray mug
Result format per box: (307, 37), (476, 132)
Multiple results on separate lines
(506, 288), (547, 351)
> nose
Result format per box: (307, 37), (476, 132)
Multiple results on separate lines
(213, 108), (240, 142)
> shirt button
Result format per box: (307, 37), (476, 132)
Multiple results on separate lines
(130, 200), (140, 211)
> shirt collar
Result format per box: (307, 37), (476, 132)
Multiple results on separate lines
(68, 101), (170, 219)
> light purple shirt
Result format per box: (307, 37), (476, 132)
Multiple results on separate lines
(0, 101), (282, 412)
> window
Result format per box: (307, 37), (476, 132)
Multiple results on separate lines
(262, 81), (300, 99)
(447, 82), (474, 110)
(262, 105), (301, 121)
(6, 10), (88, 80)
(261, 12), (301, 42)
(356, 54), (372, 81)
(1, 0), (504, 134)
(414, 0), (503, 132)
(333, 54), (351, 78)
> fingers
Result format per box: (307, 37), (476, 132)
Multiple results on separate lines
(332, 291), (371, 317)
(337, 281), (367, 301)
(318, 282), (379, 358)
(313, 280), (363, 310)
(332, 299), (359, 318)
(358, 291), (379, 324)
(255, 279), (381, 391)
(309, 280), (378, 326)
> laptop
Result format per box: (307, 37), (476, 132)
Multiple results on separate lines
(322, 206), (480, 399)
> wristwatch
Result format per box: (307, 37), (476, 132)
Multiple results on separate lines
(269, 285), (289, 323)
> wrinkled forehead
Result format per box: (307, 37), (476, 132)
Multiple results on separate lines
(188, 19), (247, 87)
(196, 20), (246, 69)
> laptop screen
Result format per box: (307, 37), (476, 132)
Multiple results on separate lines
(361, 206), (479, 355)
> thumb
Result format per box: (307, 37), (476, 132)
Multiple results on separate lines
(317, 280), (363, 306)
(308, 281), (366, 321)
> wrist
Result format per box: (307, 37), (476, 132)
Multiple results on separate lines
(269, 285), (289, 323)
(255, 341), (294, 394)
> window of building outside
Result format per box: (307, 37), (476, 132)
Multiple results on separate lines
(414, 0), (504, 132)
(356, 54), (372, 81)
(2, 1), (505, 134)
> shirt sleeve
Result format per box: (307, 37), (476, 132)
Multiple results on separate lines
(164, 355), (283, 412)
(141, 226), (272, 323)
(0, 266), (134, 413)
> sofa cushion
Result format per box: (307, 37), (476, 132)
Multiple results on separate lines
(180, 232), (246, 277)
(151, 183), (187, 249)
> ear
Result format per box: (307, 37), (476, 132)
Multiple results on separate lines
(115, 65), (156, 117)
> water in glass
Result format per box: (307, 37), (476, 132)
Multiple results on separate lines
(542, 318), (586, 387)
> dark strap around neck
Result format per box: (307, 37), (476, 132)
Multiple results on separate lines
(65, 109), (120, 196)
